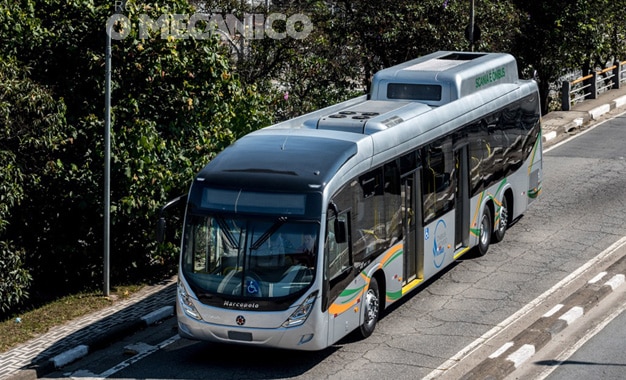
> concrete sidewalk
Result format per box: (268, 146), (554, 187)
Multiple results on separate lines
(0, 277), (177, 380)
(542, 85), (626, 147)
(2, 85), (626, 380)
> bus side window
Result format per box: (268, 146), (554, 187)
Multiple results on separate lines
(468, 126), (488, 196)
(324, 210), (354, 310)
(326, 212), (350, 282)
(422, 139), (456, 224)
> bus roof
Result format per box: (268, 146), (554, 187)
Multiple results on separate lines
(195, 51), (537, 194)
(370, 51), (519, 106)
(196, 129), (367, 192)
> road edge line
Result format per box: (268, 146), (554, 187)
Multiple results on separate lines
(422, 235), (626, 380)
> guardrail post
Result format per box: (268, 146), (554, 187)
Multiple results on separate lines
(614, 60), (621, 89)
(561, 80), (571, 111)
(590, 71), (598, 99)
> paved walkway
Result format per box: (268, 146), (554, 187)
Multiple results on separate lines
(0, 277), (177, 380)
(2, 84), (626, 380)
(542, 84), (626, 147)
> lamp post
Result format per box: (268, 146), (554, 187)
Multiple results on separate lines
(104, 1), (125, 296)
(104, 13), (112, 297)
(468, 0), (475, 52)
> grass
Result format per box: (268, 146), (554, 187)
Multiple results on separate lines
(0, 284), (144, 353)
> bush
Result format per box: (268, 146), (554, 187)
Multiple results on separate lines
(0, 242), (32, 315)
(1, 0), (273, 301)
(0, 55), (65, 310)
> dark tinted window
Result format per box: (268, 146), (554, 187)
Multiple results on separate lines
(387, 83), (442, 101)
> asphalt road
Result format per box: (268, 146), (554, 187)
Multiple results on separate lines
(543, 305), (626, 380)
(43, 111), (626, 380)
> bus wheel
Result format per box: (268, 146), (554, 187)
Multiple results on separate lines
(477, 207), (492, 256)
(492, 196), (508, 243)
(358, 277), (380, 338)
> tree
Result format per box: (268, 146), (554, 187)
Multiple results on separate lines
(1, 0), (273, 299)
(2, 0), (623, 312)
(0, 56), (67, 312)
(200, 0), (523, 122)
(197, 0), (366, 121)
(511, 0), (626, 113)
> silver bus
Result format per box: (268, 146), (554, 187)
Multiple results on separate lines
(162, 51), (543, 351)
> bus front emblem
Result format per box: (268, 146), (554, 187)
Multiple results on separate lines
(236, 315), (246, 326)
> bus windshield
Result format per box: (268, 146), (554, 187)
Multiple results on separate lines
(182, 213), (319, 300)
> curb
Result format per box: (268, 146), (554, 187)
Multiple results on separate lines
(7, 305), (174, 380)
(460, 254), (626, 380)
(542, 93), (626, 145)
(51, 306), (175, 367)
(590, 93), (626, 120)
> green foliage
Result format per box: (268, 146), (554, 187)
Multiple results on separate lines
(0, 55), (65, 310)
(0, 0), (48, 58)
(99, 1), (273, 276)
(223, 0), (365, 121)
(0, 241), (32, 314)
(511, 0), (626, 113)
(2, 0), (626, 315)
(229, 0), (523, 120)
(1, 0), (272, 299)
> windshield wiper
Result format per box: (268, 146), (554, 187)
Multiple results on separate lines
(215, 217), (240, 249)
(249, 218), (286, 251)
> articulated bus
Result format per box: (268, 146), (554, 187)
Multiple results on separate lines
(161, 51), (543, 351)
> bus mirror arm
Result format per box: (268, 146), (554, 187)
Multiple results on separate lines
(328, 201), (347, 244)
(334, 219), (347, 244)
(156, 217), (167, 243)
(156, 193), (187, 244)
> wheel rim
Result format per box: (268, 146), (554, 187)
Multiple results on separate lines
(480, 214), (490, 246)
(364, 287), (379, 328)
(498, 203), (508, 234)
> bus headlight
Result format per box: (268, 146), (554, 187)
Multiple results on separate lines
(282, 291), (317, 328)
(178, 281), (202, 321)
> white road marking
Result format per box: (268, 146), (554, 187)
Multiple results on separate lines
(68, 335), (180, 379)
(588, 271), (607, 284)
(544, 109), (626, 153)
(98, 335), (180, 378)
(506, 344), (535, 368)
(422, 235), (626, 380)
(488, 342), (514, 359)
(534, 300), (626, 380)
(558, 306), (583, 325)
(604, 274), (625, 290)
(543, 304), (563, 318)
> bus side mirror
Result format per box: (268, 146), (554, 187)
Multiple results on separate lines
(156, 193), (187, 244)
(156, 217), (166, 243)
(334, 219), (347, 244)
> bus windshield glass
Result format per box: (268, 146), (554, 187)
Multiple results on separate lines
(182, 213), (319, 300)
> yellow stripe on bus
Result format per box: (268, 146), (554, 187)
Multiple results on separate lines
(402, 278), (424, 295)
(453, 246), (472, 260)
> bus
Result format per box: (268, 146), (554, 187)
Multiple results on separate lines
(158, 51), (543, 351)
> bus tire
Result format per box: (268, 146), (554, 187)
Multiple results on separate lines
(358, 277), (380, 339)
(477, 206), (492, 256)
(492, 195), (508, 243)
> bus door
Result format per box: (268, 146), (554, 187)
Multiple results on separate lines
(454, 145), (470, 249)
(401, 169), (423, 283)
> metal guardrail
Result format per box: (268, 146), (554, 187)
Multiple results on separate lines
(561, 60), (626, 110)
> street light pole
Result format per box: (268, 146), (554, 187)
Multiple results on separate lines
(468, 0), (475, 52)
(104, 19), (112, 297)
